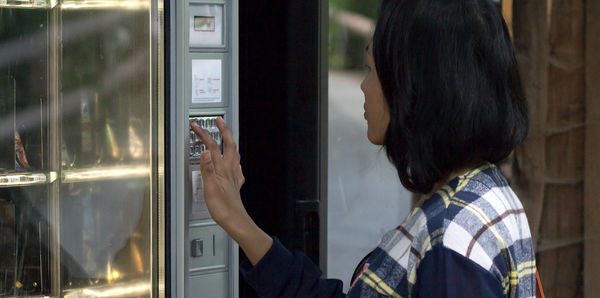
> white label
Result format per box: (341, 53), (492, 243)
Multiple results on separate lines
(192, 59), (222, 104)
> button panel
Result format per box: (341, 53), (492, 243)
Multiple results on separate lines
(189, 116), (223, 159)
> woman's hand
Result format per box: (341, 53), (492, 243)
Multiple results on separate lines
(190, 117), (246, 226)
(190, 117), (272, 265)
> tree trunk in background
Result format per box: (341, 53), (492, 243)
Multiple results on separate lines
(584, 0), (600, 296)
(513, 0), (588, 297)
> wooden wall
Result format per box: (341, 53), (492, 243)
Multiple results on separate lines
(584, 0), (600, 296)
(511, 0), (598, 297)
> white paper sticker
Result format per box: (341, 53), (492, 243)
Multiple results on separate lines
(192, 59), (222, 104)
(191, 170), (210, 219)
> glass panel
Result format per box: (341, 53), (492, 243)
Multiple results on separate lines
(0, 0), (158, 296)
(327, 1), (411, 291)
(0, 6), (52, 297)
(59, 2), (152, 297)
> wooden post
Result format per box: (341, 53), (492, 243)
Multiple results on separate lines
(540, 0), (586, 297)
(584, 0), (600, 296)
(512, 0), (549, 245)
(513, 0), (587, 296)
(502, 0), (513, 36)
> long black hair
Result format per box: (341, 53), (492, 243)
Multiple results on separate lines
(373, 0), (529, 194)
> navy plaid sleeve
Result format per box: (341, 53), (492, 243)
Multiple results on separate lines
(413, 245), (504, 298)
(240, 237), (345, 298)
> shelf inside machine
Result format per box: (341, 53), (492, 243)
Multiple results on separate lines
(62, 278), (151, 298)
(62, 165), (150, 183)
(0, 0), (57, 9)
(0, 172), (57, 188)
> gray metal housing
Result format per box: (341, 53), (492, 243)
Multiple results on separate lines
(170, 0), (239, 297)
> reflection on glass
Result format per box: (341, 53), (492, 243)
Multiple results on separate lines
(63, 279), (151, 298)
(62, 165), (150, 183)
(0, 172), (57, 187)
(59, 180), (150, 295)
(60, 1), (152, 296)
(0, 0), (57, 9)
(0, 186), (51, 296)
(0, 75), (15, 172)
(327, 1), (419, 290)
(0, 6), (52, 296)
(0, 0), (155, 296)
(61, 0), (148, 10)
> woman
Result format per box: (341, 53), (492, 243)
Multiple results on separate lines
(190, 0), (535, 296)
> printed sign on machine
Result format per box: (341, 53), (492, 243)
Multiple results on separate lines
(192, 59), (222, 104)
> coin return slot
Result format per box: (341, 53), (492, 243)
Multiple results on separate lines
(191, 239), (203, 258)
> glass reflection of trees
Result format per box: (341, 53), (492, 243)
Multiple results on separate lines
(0, 3), (154, 296)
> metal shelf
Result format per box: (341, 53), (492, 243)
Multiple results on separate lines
(63, 279), (151, 298)
(60, 0), (149, 10)
(62, 165), (150, 183)
(0, 0), (57, 9)
(0, 171), (57, 188)
(3, 296), (51, 298)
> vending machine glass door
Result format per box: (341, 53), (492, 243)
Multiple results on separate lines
(0, 0), (164, 297)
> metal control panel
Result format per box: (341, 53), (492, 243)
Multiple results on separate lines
(189, 116), (223, 160)
(171, 0), (239, 297)
(188, 115), (223, 221)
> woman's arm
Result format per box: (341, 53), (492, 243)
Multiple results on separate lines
(191, 118), (345, 297)
(240, 237), (344, 297)
(191, 118), (272, 265)
(413, 245), (505, 298)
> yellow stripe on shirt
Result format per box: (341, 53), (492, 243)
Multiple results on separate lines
(359, 269), (403, 298)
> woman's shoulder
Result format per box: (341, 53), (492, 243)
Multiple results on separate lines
(362, 164), (535, 297)
(392, 163), (521, 240)
(374, 191), (450, 269)
(439, 164), (535, 281)
(380, 164), (535, 269)
(442, 164), (532, 251)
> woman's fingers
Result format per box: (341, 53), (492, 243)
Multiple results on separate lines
(215, 117), (238, 162)
(189, 120), (248, 231)
(191, 119), (242, 189)
(190, 122), (219, 152)
(199, 150), (216, 187)
(190, 122), (224, 173)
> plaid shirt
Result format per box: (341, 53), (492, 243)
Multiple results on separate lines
(241, 163), (536, 297)
(348, 163), (536, 297)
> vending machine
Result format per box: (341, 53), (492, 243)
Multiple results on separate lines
(0, 0), (323, 297)
(169, 0), (239, 297)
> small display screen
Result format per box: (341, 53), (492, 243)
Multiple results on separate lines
(194, 16), (216, 32)
(189, 4), (224, 46)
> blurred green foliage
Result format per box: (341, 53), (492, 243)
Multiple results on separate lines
(330, 0), (381, 18)
(329, 0), (381, 70)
